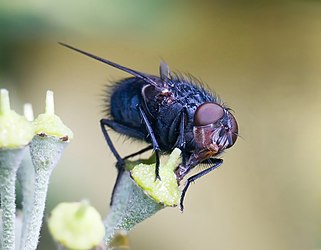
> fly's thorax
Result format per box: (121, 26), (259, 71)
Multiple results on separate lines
(141, 84), (176, 119)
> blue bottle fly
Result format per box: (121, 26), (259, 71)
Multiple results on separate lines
(59, 43), (238, 211)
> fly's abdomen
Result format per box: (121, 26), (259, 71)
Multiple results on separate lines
(110, 78), (146, 128)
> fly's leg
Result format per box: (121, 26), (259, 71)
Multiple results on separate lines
(100, 119), (124, 206)
(100, 119), (124, 164)
(123, 145), (153, 160)
(176, 107), (187, 165)
(138, 106), (161, 181)
(173, 108), (188, 180)
(110, 162), (125, 206)
(111, 145), (153, 206)
(180, 158), (223, 211)
(100, 119), (150, 206)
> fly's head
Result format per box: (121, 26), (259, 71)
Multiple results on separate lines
(191, 102), (238, 162)
(175, 102), (238, 181)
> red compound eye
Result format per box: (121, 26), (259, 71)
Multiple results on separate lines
(226, 112), (238, 148)
(194, 102), (224, 126)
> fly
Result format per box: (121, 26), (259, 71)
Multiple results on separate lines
(59, 42), (239, 211)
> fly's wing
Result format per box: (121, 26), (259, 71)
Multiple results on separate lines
(142, 62), (175, 118)
(59, 42), (168, 90)
(59, 42), (175, 118)
(159, 61), (171, 85)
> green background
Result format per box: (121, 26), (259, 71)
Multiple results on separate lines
(1, 1), (321, 249)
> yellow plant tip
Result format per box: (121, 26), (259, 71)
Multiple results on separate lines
(23, 103), (34, 121)
(48, 202), (105, 250)
(0, 89), (10, 115)
(45, 90), (55, 115)
(33, 91), (73, 140)
(0, 90), (34, 148)
(131, 148), (181, 206)
(75, 200), (90, 218)
(165, 148), (181, 171)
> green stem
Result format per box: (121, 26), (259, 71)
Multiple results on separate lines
(23, 168), (50, 250)
(104, 171), (164, 248)
(0, 148), (26, 250)
(17, 146), (35, 249)
(0, 169), (16, 250)
(22, 135), (66, 250)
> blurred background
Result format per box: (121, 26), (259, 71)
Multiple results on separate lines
(1, 0), (321, 249)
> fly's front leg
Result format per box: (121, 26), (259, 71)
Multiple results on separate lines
(123, 145), (153, 160)
(180, 158), (223, 211)
(138, 105), (161, 181)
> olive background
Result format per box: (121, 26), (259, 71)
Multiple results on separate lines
(1, 1), (321, 250)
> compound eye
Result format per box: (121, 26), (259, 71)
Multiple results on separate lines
(226, 112), (238, 148)
(194, 102), (224, 126)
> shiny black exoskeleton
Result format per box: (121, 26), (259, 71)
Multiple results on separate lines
(60, 43), (238, 211)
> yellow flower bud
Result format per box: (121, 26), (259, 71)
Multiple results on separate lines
(33, 91), (73, 140)
(0, 89), (34, 148)
(131, 148), (181, 206)
(48, 201), (105, 250)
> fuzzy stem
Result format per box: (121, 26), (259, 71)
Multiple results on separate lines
(104, 171), (164, 248)
(23, 168), (50, 250)
(0, 148), (26, 250)
(22, 135), (66, 250)
(17, 147), (35, 248)
(0, 168), (16, 250)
